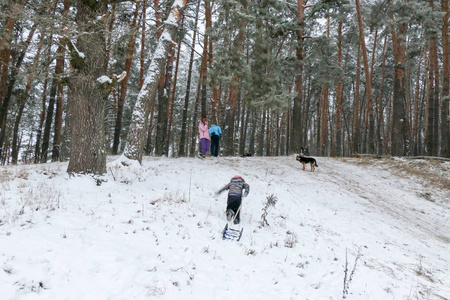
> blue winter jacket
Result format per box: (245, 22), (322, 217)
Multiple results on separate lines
(209, 124), (222, 137)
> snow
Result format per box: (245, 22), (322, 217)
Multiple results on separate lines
(70, 40), (85, 59)
(97, 75), (112, 84)
(0, 155), (449, 299)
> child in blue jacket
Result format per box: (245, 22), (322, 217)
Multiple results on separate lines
(208, 124), (222, 157)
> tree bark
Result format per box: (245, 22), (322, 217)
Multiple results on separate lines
(335, 21), (343, 157)
(355, 0), (374, 154)
(391, 20), (410, 156)
(66, 1), (110, 174)
(178, 0), (200, 157)
(51, 0), (70, 162)
(12, 40), (43, 164)
(124, 0), (187, 163)
(353, 45), (361, 154)
(290, 0), (305, 154)
(0, 0), (34, 160)
(112, 2), (140, 155)
(441, 0), (450, 157)
(166, 15), (184, 157)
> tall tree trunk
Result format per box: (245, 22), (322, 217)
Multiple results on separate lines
(223, 80), (239, 156)
(239, 95), (247, 155)
(353, 45), (361, 154)
(376, 35), (388, 155)
(391, 21), (410, 156)
(140, 0), (147, 90)
(355, 0), (374, 154)
(0, 0), (35, 160)
(124, 0), (187, 163)
(320, 87), (329, 156)
(412, 47), (423, 156)
(249, 110), (257, 154)
(290, 0), (305, 154)
(66, 1), (110, 174)
(112, 2), (140, 155)
(166, 15), (184, 157)
(40, 23), (57, 163)
(205, 0), (218, 124)
(189, 77), (202, 157)
(35, 77), (48, 163)
(154, 0), (173, 156)
(257, 110), (266, 156)
(200, 19), (209, 119)
(425, 0), (439, 157)
(222, 2), (246, 156)
(265, 110), (271, 156)
(442, 0), (450, 157)
(155, 46), (176, 156)
(41, 80), (57, 163)
(335, 21), (343, 157)
(51, 0), (70, 162)
(143, 0), (163, 156)
(12, 40), (43, 164)
(178, 0), (200, 157)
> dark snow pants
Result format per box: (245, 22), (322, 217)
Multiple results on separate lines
(210, 135), (220, 157)
(227, 195), (242, 222)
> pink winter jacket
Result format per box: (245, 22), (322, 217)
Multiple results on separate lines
(198, 122), (210, 140)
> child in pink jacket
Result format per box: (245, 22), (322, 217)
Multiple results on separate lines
(198, 116), (210, 158)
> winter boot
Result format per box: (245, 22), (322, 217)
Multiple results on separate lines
(226, 209), (234, 221)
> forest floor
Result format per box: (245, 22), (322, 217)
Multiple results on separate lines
(0, 154), (449, 299)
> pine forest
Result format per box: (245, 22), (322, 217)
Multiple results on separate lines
(0, 0), (449, 174)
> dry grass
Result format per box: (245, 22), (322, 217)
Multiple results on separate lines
(393, 159), (450, 191)
(341, 156), (450, 192)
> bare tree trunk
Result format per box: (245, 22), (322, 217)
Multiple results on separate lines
(376, 35), (388, 155)
(12, 41), (43, 164)
(189, 77), (202, 157)
(353, 45), (362, 154)
(425, 17), (438, 156)
(0, 0), (34, 160)
(441, 0), (449, 157)
(66, 1), (110, 174)
(205, 0), (219, 125)
(223, 80), (239, 156)
(335, 21), (343, 157)
(441, 0), (450, 157)
(391, 20), (410, 156)
(290, 0), (305, 154)
(50, 0), (70, 162)
(355, 0), (374, 154)
(239, 95), (247, 155)
(140, 0), (147, 89)
(124, 0), (187, 163)
(265, 110), (271, 156)
(249, 110), (257, 154)
(155, 46), (176, 156)
(166, 15), (184, 157)
(257, 110), (266, 156)
(178, 0), (200, 157)
(412, 47), (424, 156)
(320, 87), (329, 156)
(112, 2), (140, 155)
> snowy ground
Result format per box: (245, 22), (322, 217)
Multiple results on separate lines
(0, 155), (449, 300)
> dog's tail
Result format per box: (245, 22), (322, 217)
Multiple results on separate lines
(315, 161), (318, 167)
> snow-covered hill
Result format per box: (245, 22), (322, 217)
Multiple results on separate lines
(0, 155), (449, 299)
